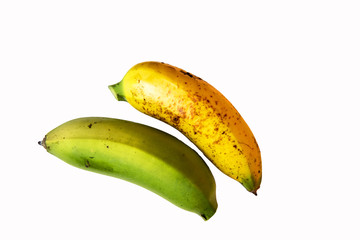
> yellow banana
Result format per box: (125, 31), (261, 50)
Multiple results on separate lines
(39, 117), (217, 220)
(109, 62), (262, 194)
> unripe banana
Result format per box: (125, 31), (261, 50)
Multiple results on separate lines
(39, 117), (217, 220)
(109, 62), (262, 194)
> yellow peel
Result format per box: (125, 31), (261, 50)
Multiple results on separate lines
(109, 61), (262, 194)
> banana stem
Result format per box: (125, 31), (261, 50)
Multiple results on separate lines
(108, 81), (127, 101)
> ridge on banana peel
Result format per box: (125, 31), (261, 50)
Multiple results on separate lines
(39, 117), (217, 220)
(109, 61), (262, 195)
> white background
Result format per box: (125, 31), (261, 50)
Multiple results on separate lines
(1, 0), (359, 239)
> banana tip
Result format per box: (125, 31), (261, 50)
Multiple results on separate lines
(38, 136), (47, 149)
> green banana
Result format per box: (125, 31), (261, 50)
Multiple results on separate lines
(39, 117), (217, 220)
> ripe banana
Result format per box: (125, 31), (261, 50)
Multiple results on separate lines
(39, 117), (217, 220)
(109, 62), (262, 194)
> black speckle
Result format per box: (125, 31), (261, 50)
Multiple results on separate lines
(106, 145), (109, 148)
(180, 70), (193, 78)
(88, 123), (92, 128)
(233, 145), (237, 149)
(85, 160), (90, 168)
(173, 117), (179, 124)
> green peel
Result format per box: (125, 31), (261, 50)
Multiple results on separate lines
(108, 81), (127, 101)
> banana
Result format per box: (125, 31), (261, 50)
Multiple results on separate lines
(39, 117), (217, 220)
(109, 62), (262, 194)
